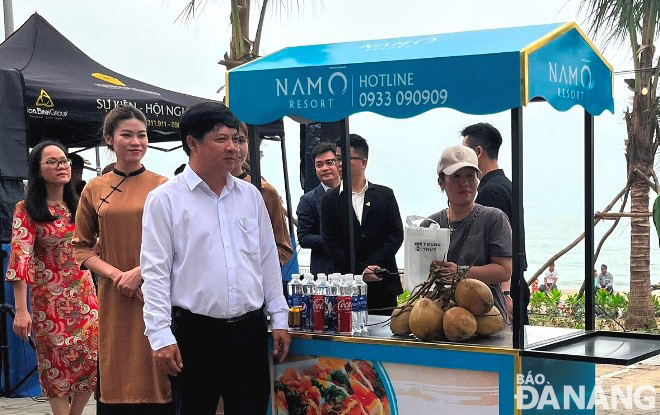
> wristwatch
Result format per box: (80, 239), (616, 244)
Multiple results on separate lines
(502, 290), (511, 296)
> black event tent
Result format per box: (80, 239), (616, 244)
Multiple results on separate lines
(0, 13), (208, 152)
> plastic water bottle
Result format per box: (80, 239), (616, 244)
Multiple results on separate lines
(350, 276), (361, 334)
(326, 275), (340, 333)
(301, 274), (315, 331)
(353, 275), (368, 332)
(312, 275), (329, 332)
(337, 275), (353, 334)
(287, 274), (303, 307)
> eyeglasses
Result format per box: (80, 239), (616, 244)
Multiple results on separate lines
(315, 159), (338, 168)
(42, 159), (72, 168)
(333, 157), (366, 165)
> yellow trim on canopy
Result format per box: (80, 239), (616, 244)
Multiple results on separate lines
(519, 22), (613, 106)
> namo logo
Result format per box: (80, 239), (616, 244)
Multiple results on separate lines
(276, 71), (348, 110)
(548, 58), (593, 101)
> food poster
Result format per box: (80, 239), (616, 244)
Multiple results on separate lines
(272, 356), (498, 415)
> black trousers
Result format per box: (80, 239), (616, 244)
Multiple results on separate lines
(170, 307), (271, 415)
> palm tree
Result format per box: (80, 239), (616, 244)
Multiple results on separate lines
(581, 0), (658, 329)
(179, 0), (314, 70)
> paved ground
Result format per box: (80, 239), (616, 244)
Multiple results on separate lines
(2, 355), (659, 414)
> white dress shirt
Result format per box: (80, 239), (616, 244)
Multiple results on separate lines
(339, 179), (369, 224)
(141, 165), (289, 351)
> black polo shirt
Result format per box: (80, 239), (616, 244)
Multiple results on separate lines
(476, 169), (528, 271)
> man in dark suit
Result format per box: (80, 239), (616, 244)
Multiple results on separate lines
(321, 134), (404, 315)
(296, 142), (341, 275)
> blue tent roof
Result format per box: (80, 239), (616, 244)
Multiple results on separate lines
(227, 22), (614, 124)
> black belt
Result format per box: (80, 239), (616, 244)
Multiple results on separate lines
(172, 306), (265, 325)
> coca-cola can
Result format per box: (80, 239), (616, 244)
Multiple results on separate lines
(337, 296), (352, 334)
(311, 294), (326, 332)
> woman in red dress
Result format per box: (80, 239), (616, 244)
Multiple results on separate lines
(6, 141), (98, 415)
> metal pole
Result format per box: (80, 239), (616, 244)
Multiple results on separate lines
(248, 124), (262, 193)
(511, 107), (524, 349)
(339, 118), (355, 273)
(280, 134), (295, 235)
(3, 0), (14, 39)
(95, 146), (102, 176)
(585, 111), (595, 330)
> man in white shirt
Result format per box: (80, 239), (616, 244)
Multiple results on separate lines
(141, 102), (290, 415)
(540, 261), (559, 292)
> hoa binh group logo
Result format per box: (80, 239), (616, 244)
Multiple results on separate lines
(515, 371), (656, 411)
(27, 88), (68, 118)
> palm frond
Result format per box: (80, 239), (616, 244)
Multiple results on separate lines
(579, 0), (644, 48)
(176, 0), (223, 23)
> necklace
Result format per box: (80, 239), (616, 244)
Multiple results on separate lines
(446, 204), (476, 234)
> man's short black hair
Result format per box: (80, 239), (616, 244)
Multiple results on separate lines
(338, 134), (369, 159)
(179, 102), (240, 156)
(311, 142), (337, 160)
(461, 122), (502, 160)
(69, 153), (85, 171)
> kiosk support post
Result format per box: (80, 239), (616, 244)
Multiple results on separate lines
(511, 107), (524, 349)
(280, 135), (295, 235)
(339, 118), (355, 273)
(584, 111), (595, 330)
(248, 124), (262, 194)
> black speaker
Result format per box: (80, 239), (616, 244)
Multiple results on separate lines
(299, 122), (342, 194)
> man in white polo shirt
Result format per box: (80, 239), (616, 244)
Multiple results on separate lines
(140, 102), (290, 415)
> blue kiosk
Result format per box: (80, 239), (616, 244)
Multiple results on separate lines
(226, 22), (659, 415)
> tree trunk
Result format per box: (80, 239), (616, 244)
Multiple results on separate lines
(624, 25), (657, 329)
(626, 175), (656, 329)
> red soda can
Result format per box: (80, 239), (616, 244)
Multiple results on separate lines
(337, 296), (352, 334)
(312, 294), (326, 332)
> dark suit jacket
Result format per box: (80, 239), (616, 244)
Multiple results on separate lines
(296, 183), (334, 275)
(321, 182), (404, 313)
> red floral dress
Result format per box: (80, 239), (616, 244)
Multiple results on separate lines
(5, 201), (98, 397)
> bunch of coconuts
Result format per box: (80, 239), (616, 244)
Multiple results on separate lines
(389, 263), (504, 342)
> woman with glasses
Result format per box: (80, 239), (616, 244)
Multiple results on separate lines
(73, 106), (171, 414)
(6, 141), (98, 415)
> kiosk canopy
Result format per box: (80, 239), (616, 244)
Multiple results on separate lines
(227, 22), (614, 124)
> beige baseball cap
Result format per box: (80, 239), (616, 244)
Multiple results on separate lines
(437, 144), (481, 176)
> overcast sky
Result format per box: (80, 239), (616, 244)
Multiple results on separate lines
(4, 0), (653, 278)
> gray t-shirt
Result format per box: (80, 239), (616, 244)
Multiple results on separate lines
(425, 205), (512, 321)
(427, 205), (512, 265)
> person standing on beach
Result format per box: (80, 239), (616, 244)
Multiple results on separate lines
(598, 264), (614, 294)
(141, 102), (290, 415)
(462, 122), (529, 324)
(297, 142), (341, 275)
(321, 134), (404, 315)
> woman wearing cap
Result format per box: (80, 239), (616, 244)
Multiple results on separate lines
(427, 144), (512, 321)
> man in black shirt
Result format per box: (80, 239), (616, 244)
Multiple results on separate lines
(462, 122), (530, 324)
